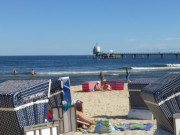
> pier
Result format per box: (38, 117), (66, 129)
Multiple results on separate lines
(96, 52), (180, 59)
(93, 45), (180, 59)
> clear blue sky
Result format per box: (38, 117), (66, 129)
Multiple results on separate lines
(0, 0), (180, 55)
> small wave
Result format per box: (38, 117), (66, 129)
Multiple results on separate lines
(110, 74), (122, 76)
(132, 66), (180, 71)
(166, 64), (180, 67)
(37, 71), (99, 75)
(153, 64), (180, 67)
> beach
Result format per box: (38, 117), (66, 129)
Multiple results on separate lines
(64, 83), (157, 135)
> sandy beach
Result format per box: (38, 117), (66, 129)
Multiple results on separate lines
(63, 83), (157, 135)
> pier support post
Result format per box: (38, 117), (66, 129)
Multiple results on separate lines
(147, 54), (150, 59)
(133, 54), (136, 59)
(142, 55), (144, 59)
(176, 54), (178, 60)
(121, 54), (124, 59)
(161, 54), (164, 59)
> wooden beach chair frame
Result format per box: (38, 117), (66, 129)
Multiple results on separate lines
(153, 113), (180, 135)
(51, 105), (77, 133)
(173, 113), (180, 135)
(23, 121), (60, 135)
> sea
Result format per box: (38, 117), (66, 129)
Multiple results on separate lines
(0, 55), (180, 85)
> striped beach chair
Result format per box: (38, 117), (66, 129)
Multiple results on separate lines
(141, 72), (180, 133)
(127, 78), (158, 120)
(128, 78), (158, 109)
(0, 80), (51, 135)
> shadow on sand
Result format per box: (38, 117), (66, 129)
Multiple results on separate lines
(74, 90), (85, 93)
(93, 115), (128, 120)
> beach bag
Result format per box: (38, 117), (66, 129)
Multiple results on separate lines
(94, 120), (115, 134)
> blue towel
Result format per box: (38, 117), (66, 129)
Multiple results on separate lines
(114, 123), (153, 131)
(63, 103), (71, 112)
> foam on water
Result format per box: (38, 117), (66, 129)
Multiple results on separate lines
(132, 64), (180, 72)
(37, 70), (125, 75)
(166, 64), (180, 67)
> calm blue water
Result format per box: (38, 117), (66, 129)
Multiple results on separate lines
(0, 55), (180, 85)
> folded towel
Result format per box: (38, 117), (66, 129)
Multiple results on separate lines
(94, 120), (116, 134)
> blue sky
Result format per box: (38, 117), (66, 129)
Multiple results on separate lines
(0, 0), (180, 55)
